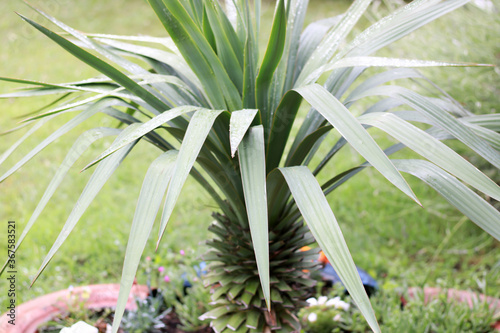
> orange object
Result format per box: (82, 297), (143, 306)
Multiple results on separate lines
(318, 251), (329, 265)
(300, 246), (329, 265)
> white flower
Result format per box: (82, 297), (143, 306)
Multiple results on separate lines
(317, 296), (328, 305)
(333, 314), (342, 322)
(325, 296), (340, 307)
(308, 312), (318, 322)
(336, 300), (350, 311)
(306, 297), (318, 306)
(325, 296), (350, 311)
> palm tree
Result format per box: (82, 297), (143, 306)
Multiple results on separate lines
(1, 0), (499, 332)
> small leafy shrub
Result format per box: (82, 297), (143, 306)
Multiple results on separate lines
(145, 249), (211, 331)
(299, 288), (498, 333)
(164, 281), (212, 332)
(121, 293), (170, 333)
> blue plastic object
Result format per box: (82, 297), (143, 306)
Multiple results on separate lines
(321, 263), (378, 295)
(182, 261), (207, 289)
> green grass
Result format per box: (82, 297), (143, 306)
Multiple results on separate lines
(0, 0), (498, 311)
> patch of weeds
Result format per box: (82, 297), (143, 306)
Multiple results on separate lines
(299, 287), (499, 332)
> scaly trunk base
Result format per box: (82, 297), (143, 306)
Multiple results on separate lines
(202, 212), (319, 332)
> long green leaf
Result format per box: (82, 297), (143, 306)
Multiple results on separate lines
(266, 91), (303, 171)
(0, 118), (47, 166)
(355, 85), (500, 169)
(229, 109), (259, 157)
(19, 14), (170, 113)
(394, 160), (500, 241)
(95, 37), (200, 88)
(157, 109), (225, 246)
(204, 1), (244, 92)
(83, 106), (200, 170)
(462, 114), (500, 132)
(0, 98), (122, 182)
(148, 0), (242, 111)
(280, 166), (380, 333)
(31, 124), (140, 284)
(286, 126), (332, 166)
(295, 0), (372, 86)
(0, 127), (120, 275)
(238, 125), (270, 309)
(295, 16), (341, 83)
(301, 56), (488, 87)
(338, 0), (469, 59)
(255, 0), (286, 118)
(295, 84), (420, 204)
(112, 150), (178, 333)
(358, 112), (500, 201)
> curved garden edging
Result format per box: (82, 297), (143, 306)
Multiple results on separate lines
(1, 284), (499, 332)
(0, 284), (149, 333)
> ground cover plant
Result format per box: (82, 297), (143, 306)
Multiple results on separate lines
(1, 0), (499, 332)
(298, 287), (499, 333)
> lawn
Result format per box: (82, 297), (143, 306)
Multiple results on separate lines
(0, 0), (498, 313)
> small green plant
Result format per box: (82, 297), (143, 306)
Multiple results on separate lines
(153, 250), (210, 332)
(121, 293), (170, 333)
(165, 281), (212, 332)
(299, 289), (499, 333)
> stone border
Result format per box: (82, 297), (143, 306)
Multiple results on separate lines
(0, 284), (149, 333)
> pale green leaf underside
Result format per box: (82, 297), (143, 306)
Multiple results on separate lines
(229, 109), (259, 157)
(295, 84), (420, 205)
(31, 124), (141, 284)
(358, 112), (500, 201)
(238, 125), (270, 309)
(158, 109), (224, 246)
(394, 160), (500, 241)
(0, 127), (120, 275)
(300, 56), (491, 87)
(355, 85), (500, 169)
(112, 150), (178, 333)
(280, 166), (380, 333)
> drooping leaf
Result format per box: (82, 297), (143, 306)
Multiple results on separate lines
(229, 109), (259, 157)
(354, 85), (500, 169)
(0, 127), (120, 275)
(358, 112), (500, 201)
(295, 84), (420, 205)
(238, 125), (270, 309)
(157, 109), (225, 246)
(19, 14), (170, 113)
(295, 0), (372, 86)
(112, 150), (178, 333)
(83, 105), (201, 170)
(394, 160), (500, 241)
(31, 124), (141, 284)
(0, 98), (123, 183)
(280, 166), (380, 333)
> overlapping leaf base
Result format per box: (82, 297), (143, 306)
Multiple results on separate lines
(202, 213), (319, 332)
